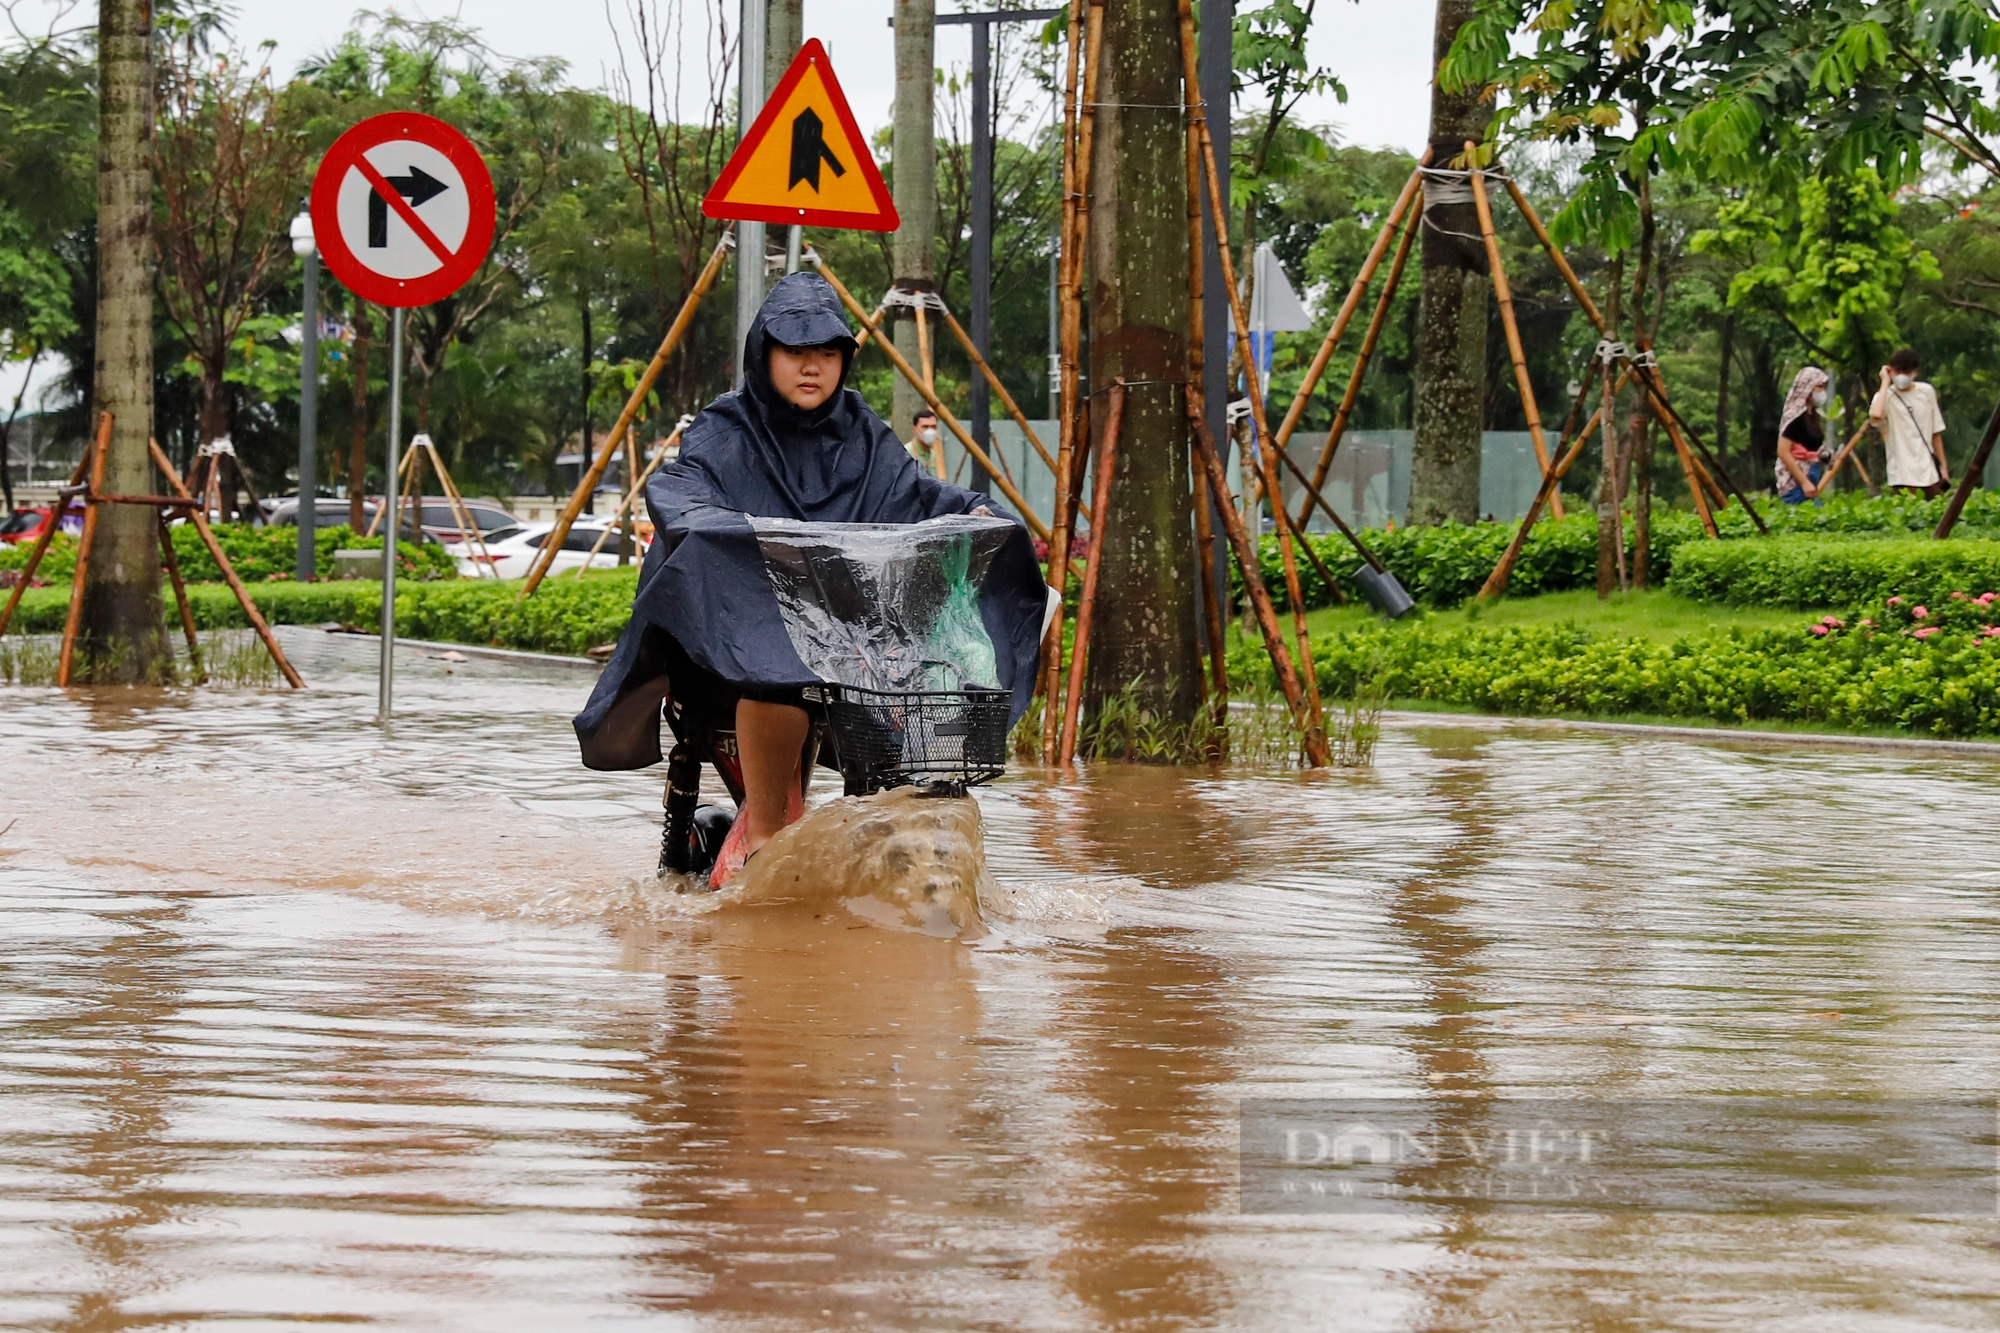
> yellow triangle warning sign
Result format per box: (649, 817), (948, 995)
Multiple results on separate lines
(703, 40), (900, 232)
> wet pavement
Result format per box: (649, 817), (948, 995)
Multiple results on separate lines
(2, 628), (1998, 1330)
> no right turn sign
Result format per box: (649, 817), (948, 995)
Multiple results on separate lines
(311, 112), (496, 308)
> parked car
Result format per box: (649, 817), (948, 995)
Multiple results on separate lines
(1, 504), (84, 545)
(406, 496), (521, 544)
(445, 521), (643, 579)
(265, 496), (423, 541)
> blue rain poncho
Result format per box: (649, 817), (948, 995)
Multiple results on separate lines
(572, 273), (1046, 771)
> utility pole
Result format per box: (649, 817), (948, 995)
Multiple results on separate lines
(734, 0), (769, 379)
(939, 9), (1060, 493)
(291, 208), (318, 581)
(79, 0), (168, 683)
(891, 0), (936, 434)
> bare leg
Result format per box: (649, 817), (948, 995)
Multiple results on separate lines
(736, 698), (810, 854)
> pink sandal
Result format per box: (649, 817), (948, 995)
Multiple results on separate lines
(707, 771), (807, 890)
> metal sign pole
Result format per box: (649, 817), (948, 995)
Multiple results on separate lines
(379, 305), (404, 721)
(296, 230), (319, 580)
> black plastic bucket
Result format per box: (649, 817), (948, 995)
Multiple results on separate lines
(1354, 563), (1416, 619)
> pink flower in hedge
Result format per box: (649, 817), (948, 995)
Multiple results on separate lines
(1821, 615), (1842, 627)
(1809, 624), (1830, 637)
(1952, 591), (1968, 600)
(1888, 596), (1905, 607)
(1978, 592), (1998, 606)
(1914, 626), (1941, 639)
(1913, 606), (1929, 618)
(1860, 618), (1875, 627)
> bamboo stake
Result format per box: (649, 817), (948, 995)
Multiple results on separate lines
(1177, 0), (1327, 765)
(56, 420), (109, 685)
(1058, 383), (1124, 767)
(1935, 393), (2000, 538)
(573, 418), (689, 576)
(1191, 460), (1228, 717)
(1503, 174), (1768, 534)
(937, 305), (1060, 483)
(1043, 0), (1107, 760)
(1190, 408), (1319, 750)
(1468, 151), (1563, 520)
(1185, 72), (1228, 727)
(1479, 363), (1625, 600)
(851, 296), (889, 350)
(157, 514), (205, 683)
(150, 440), (305, 690)
(914, 302), (935, 392)
(1821, 421), (1871, 488)
(1664, 405), (1719, 538)
(1482, 400), (1605, 600)
(424, 438), (499, 578)
(1275, 160), (1429, 458)
(520, 228), (731, 598)
(0, 423), (97, 640)
(811, 253), (1053, 540)
(1290, 199), (1420, 532)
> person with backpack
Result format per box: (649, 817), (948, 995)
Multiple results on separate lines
(1870, 348), (1951, 498)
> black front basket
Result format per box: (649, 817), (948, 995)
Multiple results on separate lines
(810, 683), (1011, 797)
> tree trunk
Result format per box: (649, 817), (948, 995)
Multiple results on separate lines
(890, 0), (936, 433)
(1082, 0), (1200, 739)
(1747, 338), (1779, 484)
(1408, 0), (1491, 527)
(1715, 310), (1733, 467)
(1597, 254), (1623, 599)
(79, 0), (169, 683)
(348, 302), (371, 532)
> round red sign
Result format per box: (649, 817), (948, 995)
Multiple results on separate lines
(309, 112), (495, 309)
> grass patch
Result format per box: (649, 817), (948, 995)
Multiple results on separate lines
(1291, 588), (1829, 644)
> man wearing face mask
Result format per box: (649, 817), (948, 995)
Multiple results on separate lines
(906, 410), (945, 479)
(1870, 348), (1950, 498)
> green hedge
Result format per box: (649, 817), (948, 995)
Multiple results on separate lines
(1252, 490), (2000, 612)
(0, 524), (455, 583)
(1665, 535), (2000, 609)
(5, 569), (636, 656)
(1238, 595), (2000, 738)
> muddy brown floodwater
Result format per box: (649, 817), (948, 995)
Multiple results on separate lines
(4, 628), (2000, 1330)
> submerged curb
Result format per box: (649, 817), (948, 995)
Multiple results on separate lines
(302, 627), (603, 671)
(1384, 708), (2000, 759)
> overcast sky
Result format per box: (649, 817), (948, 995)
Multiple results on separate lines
(211, 0), (1436, 154)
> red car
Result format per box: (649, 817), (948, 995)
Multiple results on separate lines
(0, 505), (84, 545)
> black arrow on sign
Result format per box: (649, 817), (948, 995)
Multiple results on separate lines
(787, 108), (846, 193)
(367, 165), (450, 248)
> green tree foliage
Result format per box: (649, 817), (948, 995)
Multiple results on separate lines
(1692, 169), (1940, 425)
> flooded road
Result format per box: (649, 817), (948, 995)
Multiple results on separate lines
(3, 628), (1999, 1330)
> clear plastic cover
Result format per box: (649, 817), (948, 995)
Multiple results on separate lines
(751, 514), (1012, 693)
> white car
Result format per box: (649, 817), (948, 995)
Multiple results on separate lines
(445, 521), (648, 579)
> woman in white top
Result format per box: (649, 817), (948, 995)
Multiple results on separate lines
(1869, 348), (1950, 497)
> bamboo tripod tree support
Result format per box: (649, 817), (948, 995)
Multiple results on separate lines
(569, 415), (695, 577)
(1174, 0), (1329, 767)
(807, 250), (1056, 542)
(1041, 0), (1107, 763)
(1056, 382), (1124, 768)
(365, 432), (498, 577)
(518, 227), (734, 600)
(0, 412), (305, 689)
